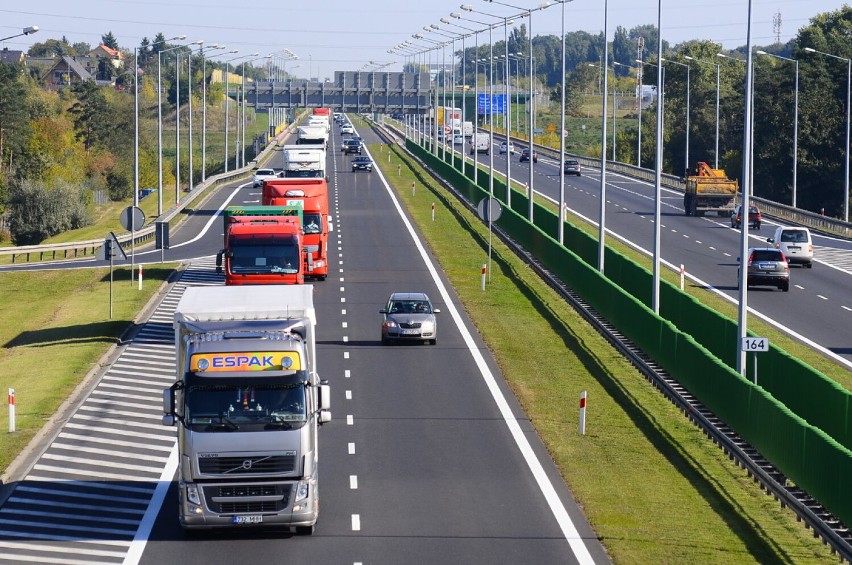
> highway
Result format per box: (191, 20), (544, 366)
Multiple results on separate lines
(0, 124), (608, 564)
(441, 138), (852, 368)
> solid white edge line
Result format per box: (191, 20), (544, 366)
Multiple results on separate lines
(370, 145), (596, 563)
(123, 443), (179, 565)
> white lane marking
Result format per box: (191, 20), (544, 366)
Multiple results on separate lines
(345, 369), (351, 378)
(818, 295), (828, 300)
(346, 390), (352, 400)
(341, 297), (346, 303)
(843, 306), (852, 312)
(344, 351), (350, 359)
(351, 514), (361, 531)
(112, 444), (178, 565)
(348, 443), (355, 454)
(370, 144), (597, 564)
(795, 285), (805, 290)
(342, 322), (348, 328)
(350, 475), (358, 489)
(342, 309), (347, 315)
(340, 286), (345, 292)
(343, 336), (349, 342)
(347, 415), (354, 426)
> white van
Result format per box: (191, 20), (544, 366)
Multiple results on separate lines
(768, 226), (813, 268)
(469, 132), (491, 155)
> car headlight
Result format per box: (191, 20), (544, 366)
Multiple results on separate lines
(186, 485), (201, 506)
(294, 481), (309, 503)
(384, 320), (398, 328)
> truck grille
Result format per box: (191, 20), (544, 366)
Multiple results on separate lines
(204, 484), (292, 514)
(198, 455), (296, 475)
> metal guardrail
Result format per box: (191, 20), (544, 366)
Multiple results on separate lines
(0, 128), (292, 264)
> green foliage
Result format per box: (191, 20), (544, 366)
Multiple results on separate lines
(7, 179), (91, 244)
(101, 31), (119, 50)
(68, 80), (111, 151)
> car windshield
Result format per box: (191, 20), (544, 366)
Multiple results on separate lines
(256, 170), (274, 176)
(303, 213), (323, 235)
(185, 380), (308, 432)
(389, 300), (431, 314)
(229, 236), (301, 274)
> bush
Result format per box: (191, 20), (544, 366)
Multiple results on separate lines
(7, 179), (91, 245)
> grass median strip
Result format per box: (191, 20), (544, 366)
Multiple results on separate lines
(375, 141), (834, 564)
(0, 265), (177, 478)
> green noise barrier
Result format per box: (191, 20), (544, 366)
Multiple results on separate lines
(407, 139), (852, 526)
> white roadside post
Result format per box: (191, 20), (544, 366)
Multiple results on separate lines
(481, 264), (487, 291)
(579, 391), (587, 435)
(8, 389), (15, 433)
(680, 264), (685, 291)
(742, 336), (769, 385)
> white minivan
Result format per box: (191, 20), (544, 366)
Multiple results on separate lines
(768, 226), (813, 268)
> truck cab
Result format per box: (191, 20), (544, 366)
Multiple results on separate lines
(263, 179), (330, 281)
(216, 206), (306, 285)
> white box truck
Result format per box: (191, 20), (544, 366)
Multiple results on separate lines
(296, 125), (328, 149)
(162, 285), (331, 534)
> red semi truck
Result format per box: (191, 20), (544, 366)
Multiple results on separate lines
(262, 178), (329, 281)
(216, 205), (305, 285)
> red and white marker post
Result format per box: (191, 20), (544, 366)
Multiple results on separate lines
(579, 391), (587, 435)
(431, 203), (435, 222)
(480, 264), (487, 291)
(680, 264), (685, 291)
(8, 388), (15, 433)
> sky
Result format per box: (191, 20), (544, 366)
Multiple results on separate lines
(0, 1), (847, 79)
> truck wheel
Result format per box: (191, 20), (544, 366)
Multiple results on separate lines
(683, 195), (692, 216)
(295, 525), (315, 536)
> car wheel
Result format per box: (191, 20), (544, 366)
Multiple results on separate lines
(806, 261), (813, 269)
(754, 223), (760, 230)
(782, 281), (790, 292)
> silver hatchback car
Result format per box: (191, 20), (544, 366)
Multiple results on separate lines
(380, 292), (440, 345)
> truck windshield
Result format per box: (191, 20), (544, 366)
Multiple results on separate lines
(303, 214), (323, 235)
(229, 237), (300, 274)
(283, 170), (323, 178)
(185, 381), (308, 432)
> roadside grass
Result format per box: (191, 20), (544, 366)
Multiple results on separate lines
(374, 140), (835, 563)
(0, 265), (177, 477)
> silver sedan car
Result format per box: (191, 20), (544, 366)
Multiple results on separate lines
(380, 292), (440, 345)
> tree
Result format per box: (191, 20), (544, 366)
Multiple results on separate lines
(101, 31), (119, 50)
(0, 63), (30, 183)
(612, 26), (633, 76)
(68, 81), (110, 151)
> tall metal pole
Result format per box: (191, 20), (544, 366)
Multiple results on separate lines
(504, 18), (512, 207)
(598, 0), (609, 272)
(558, 1), (566, 244)
(737, 0), (756, 376)
(188, 48), (194, 192)
(793, 60), (799, 208)
(157, 50), (163, 215)
(652, 1), (663, 314)
(175, 52), (181, 204)
(528, 14), (534, 222)
(134, 46), (139, 209)
(715, 63), (720, 169)
(201, 46), (207, 182)
(225, 60), (230, 173)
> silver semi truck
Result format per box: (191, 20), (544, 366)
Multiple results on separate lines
(162, 285), (331, 533)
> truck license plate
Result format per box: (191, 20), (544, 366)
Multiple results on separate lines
(233, 515), (263, 524)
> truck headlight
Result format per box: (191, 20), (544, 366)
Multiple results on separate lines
(294, 481), (309, 503)
(186, 485), (201, 506)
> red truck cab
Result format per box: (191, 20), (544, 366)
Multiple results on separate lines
(216, 206), (305, 285)
(262, 179), (329, 281)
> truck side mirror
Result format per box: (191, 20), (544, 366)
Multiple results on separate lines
(162, 388), (175, 426)
(215, 250), (224, 273)
(318, 384), (331, 411)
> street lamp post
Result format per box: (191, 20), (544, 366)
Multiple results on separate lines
(223, 53), (255, 173)
(0, 25), (38, 43)
(155, 37), (189, 216)
(201, 45), (229, 183)
(757, 50), (799, 208)
(240, 54), (273, 169)
(804, 46), (850, 222)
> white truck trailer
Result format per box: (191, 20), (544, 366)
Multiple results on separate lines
(296, 125), (328, 149)
(281, 145), (327, 179)
(162, 285), (331, 534)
